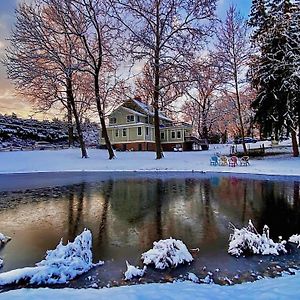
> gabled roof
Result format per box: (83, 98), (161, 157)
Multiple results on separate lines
(125, 98), (173, 122)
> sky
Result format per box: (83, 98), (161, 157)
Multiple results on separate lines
(0, 0), (252, 120)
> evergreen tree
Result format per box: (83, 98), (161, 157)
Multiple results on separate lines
(249, 0), (300, 156)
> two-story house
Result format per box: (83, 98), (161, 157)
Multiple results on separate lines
(100, 98), (208, 151)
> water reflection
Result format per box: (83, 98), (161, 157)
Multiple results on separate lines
(0, 176), (300, 272)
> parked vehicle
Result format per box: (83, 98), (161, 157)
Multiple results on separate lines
(34, 141), (54, 150)
(235, 137), (257, 144)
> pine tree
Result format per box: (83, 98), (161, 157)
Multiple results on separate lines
(249, 0), (300, 156)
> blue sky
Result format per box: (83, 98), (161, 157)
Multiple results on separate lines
(0, 0), (253, 117)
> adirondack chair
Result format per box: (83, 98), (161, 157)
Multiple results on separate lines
(210, 156), (219, 166)
(240, 156), (250, 166)
(219, 156), (228, 166)
(229, 156), (238, 167)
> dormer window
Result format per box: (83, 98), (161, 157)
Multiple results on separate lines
(109, 117), (116, 124)
(127, 115), (135, 122)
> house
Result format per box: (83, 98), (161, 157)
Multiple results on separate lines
(100, 98), (209, 151)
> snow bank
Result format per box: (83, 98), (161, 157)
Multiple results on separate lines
(124, 261), (146, 280)
(3, 272), (300, 300)
(0, 229), (101, 286)
(141, 238), (193, 269)
(228, 220), (287, 257)
(289, 234), (300, 248)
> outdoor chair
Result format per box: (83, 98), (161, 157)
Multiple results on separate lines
(219, 156), (228, 166)
(210, 156), (219, 166)
(240, 156), (250, 166)
(229, 156), (238, 167)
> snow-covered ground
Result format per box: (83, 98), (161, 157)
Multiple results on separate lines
(1, 142), (299, 298)
(0, 143), (299, 176)
(1, 272), (300, 299)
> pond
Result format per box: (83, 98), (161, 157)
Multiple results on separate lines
(0, 173), (300, 287)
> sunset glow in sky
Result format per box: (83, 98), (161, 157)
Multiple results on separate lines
(0, 0), (252, 119)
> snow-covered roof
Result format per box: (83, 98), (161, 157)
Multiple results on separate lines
(131, 99), (173, 122)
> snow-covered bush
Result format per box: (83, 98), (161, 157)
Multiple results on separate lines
(124, 261), (146, 280)
(0, 233), (11, 246)
(187, 272), (199, 283)
(0, 258), (3, 268)
(141, 238), (193, 269)
(228, 220), (287, 257)
(0, 229), (102, 286)
(289, 234), (300, 248)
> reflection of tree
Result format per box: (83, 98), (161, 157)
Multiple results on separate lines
(98, 180), (113, 246)
(258, 181), (300, 239)
(109, 180), (156, 224)
(67, 183), (85, 240)
(155, 180), (163, 240)
(200, 180), (219, 243)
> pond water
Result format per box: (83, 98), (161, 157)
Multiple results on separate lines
(0, 173), (300, 286)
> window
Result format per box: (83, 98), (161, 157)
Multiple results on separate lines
(160, 131), (165, 139)
(122, 128), (127, 137)
(137, 127), (142, 136)
(145, 127), (149, 136)
(171, 131), (176, 139)
(115, 129), (119, 137)
(145, 117), (149, 123)
(109, 117), (116, 124)
(177, 131), (181, 139)
(137, 116), (140, 123)
(127, 115), (134, 122)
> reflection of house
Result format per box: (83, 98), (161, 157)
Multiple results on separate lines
(100, 98), (209, 151)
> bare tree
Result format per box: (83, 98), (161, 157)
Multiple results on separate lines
(215, 5), (251, 154)
(182, 55), (225, 140)
(45, 0), (125, 160)
(4, 1), (89, 157)
(113, 0), (217, 159)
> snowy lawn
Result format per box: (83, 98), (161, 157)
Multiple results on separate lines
(1, 272), (300, 300)
(0, 144), (299, 176)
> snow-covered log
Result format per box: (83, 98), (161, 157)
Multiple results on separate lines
(141, 238), (193, 269)
(289, 234), (300, 248)
(124, 261), (146, 280)
(0, 229), (102, 286)
(228, 220), (287, 257)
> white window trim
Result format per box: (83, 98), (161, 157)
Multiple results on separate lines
(122, 128), (127, 137)
(126, 115), (135, 123)
(177, 130), (182, 139)
(171, 131), (176, 139)
(137, 127), (142, 136)
(110, 117), (116, 124)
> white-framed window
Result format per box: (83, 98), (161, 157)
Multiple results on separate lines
(177, 131), (181, 139)
(109, 117), (116, 124)
(137, 127), (142, 136)
(145, 127), (149, 136)
(127, 115), (135, 122)
(160, 131), (165, 139)
(171, 131), (176, 139)
(137, 116), (140, 123)
(122, 128), (127, 137)
(115, 129), (119, 137)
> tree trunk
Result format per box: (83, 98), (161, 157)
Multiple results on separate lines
(94, 74), (115, 160)
(67, 99), (74, 147)
(291, 129), (299, 157)
(154, 2), (163, 160)
(234, 67), (247, 155)
(66, 77), (88, 158)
